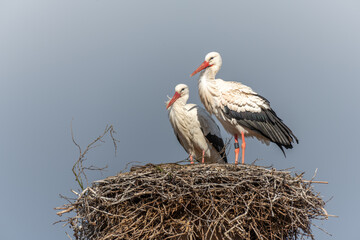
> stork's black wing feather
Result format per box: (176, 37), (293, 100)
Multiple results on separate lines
(195, 106), (228, 163)
(204, 133), (228, 163)
(223, 105), (298, 156)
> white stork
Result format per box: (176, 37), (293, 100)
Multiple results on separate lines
(190, 52), (298, 165)
(166, 84), (227, 164)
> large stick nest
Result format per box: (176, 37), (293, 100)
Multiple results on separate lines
(58, 164), (327, 240)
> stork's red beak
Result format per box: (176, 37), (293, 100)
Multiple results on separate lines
(190, 61), (210, 77)
(166, 92), (181, 109)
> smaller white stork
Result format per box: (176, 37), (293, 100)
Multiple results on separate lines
(166, 84), (227, 164)
(190, 52), (298, 165)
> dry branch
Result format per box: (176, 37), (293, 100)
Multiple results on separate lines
(70, 124), (119, 190)
(56, 163), (328, 240)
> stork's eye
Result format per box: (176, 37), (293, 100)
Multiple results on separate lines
(180, 88), (185, 92)
(209, 57), (214, 61)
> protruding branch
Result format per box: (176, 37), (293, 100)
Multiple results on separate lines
(70, 122), (120, 190)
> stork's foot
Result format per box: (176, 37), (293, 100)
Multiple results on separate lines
(189, 155), (194, 164)
(202, 150), (205, 164)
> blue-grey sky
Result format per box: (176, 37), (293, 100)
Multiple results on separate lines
(1, 0), (359, 239)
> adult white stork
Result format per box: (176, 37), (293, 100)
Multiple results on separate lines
(166, 84), (227, 164)
(190, 52), (298, 165)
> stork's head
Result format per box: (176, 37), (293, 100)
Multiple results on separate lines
(190, 52), (222, 77)
(166, 84), (189, 109)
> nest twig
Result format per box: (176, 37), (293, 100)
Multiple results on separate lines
(56, 163), (328, 240)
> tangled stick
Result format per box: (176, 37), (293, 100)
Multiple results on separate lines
(56, 163), (330, 240)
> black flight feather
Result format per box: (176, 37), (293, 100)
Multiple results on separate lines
(223, 105), (298, 156)
(204, 133), (228, 163)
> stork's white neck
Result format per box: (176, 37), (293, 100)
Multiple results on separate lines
(199, 65), (219, 81)
(198, 67), (219, 115)
(172, 94), (189, 109)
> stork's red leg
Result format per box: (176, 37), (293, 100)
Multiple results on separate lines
(234, 134), (240, 165)
(202, 150), (205, 164)
(189, 155), (194, 164)
(241, 131), (246, 165)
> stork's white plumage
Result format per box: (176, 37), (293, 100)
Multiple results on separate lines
(190, 52), (298, 165)
(166, 84), (227, 164)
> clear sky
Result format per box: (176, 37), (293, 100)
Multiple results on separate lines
(1, 0), (359, 239)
